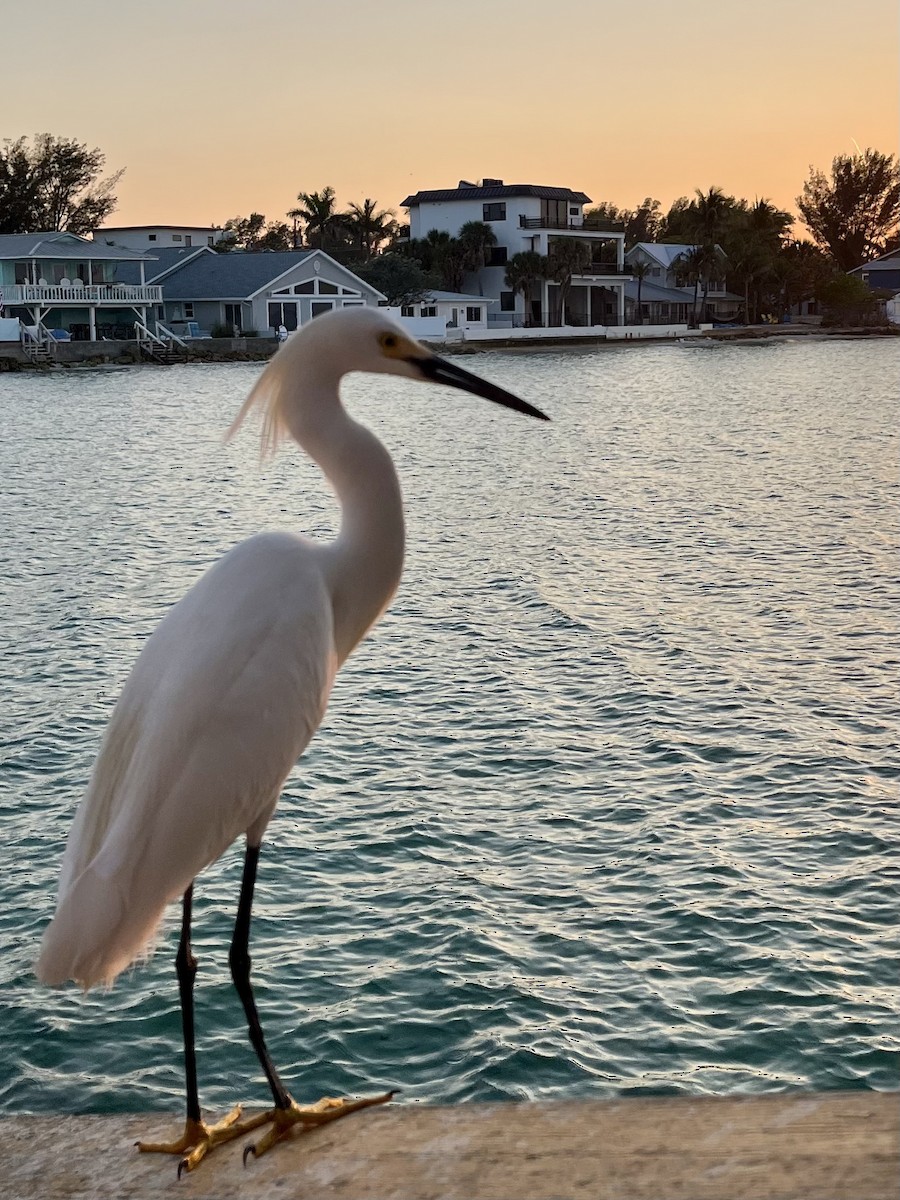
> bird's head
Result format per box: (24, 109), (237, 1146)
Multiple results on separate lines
(227, 307), (547, 457)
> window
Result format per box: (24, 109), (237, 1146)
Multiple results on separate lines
(224, 303), (242, 332)
(420, 305), (437, 317)
(651, 267), (661, 277)
(148, 233), (157, 241)
(14, 261), (29, 283)
(466, 306), (482, 322)
(293, 280), (315, 294)
(500, 291), (515, 311)
(184, 304), (194, 318)
(483, 202), (506, 221)
(317, 281), (338, 294)
(172, 234), (183, 242)
(401, 306), (414, 317)
(569, 206), (579, 216)
(310, 301), (333, 319)
(268, 301), (298, 331)
(487, 246), (508, 267)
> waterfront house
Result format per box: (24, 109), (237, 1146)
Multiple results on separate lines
(0, 231), (160, 340)
(399, 179), (629, 328)
(392, 290), (493, 338)
(121, 248), (385, 337)
(849, 249), (900, 293)
(94, 224), (227, 251)
(625, 243), (742, 323)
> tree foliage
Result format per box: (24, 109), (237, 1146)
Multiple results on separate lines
(355, 253), (430, 306)
(217, 212), (293, 251)
(0, 134), (122, 235)
(797, 149), (900, 271)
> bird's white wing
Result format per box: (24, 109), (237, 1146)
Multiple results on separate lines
(37, 532), (337, 989)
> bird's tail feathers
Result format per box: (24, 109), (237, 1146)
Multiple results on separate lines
(225, 349), (292, 461)
(35, 865), (167, 991)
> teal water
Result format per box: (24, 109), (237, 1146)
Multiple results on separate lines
(1, 337), (897, 1115)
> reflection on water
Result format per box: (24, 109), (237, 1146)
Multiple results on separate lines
(1, 337), (897, 1114)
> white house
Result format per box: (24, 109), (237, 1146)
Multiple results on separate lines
(392, 289), (493, 338)
(400, 179), (629, 328)
(94, 224), (227, 251)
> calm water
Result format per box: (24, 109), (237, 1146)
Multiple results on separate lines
(0, 337), (897, 1116)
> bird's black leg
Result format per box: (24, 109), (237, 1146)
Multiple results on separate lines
(230, 842), (293, 1110)
(176, 884), (202, 1124)
(137, 881), (271, 1172)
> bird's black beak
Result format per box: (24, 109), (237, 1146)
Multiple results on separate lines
(415, 354), (549, 421)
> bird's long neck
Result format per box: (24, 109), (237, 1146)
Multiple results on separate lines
(288, 384), (405, 665)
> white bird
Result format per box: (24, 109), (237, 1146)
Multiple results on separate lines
(36, 307), (547, 1174)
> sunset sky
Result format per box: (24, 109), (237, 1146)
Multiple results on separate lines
(4, 0), (897, 231)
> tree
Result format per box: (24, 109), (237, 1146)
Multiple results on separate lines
(797, 148), (900, 270)
(629, 257), (653, 323)
(504, 251), (546, 324)
(817, 273), (887, 325)
(673, 246), (707, 325)
(355, 253), (430, 306)
(217, 213), (293, 252)
(772, 239), (834, 319)
(623, 198), (663, 248)
(288, 186), (349, 251)
(457, 220), (497, 275)
(0, 134), (123, 235)
(345, 198), (397, 258)
(545, 239), (591, 325)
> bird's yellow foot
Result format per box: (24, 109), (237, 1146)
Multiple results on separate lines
(243, 1091), (395, 1164)
(137, 1105), (272, 1177)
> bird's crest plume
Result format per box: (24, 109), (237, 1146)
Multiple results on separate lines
(225, 352), (292, 460)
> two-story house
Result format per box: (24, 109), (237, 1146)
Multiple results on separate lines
(625, 243), (741, 323)
(400, 179), (629, 328)
(0, 232), (160, 341)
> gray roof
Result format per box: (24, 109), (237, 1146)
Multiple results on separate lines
(849, 250), (900, 274)
(0, 231), (153, 261)
(115, 245), (215, 284)
(157, 249), (316, 299)
(628, 242), (727, 268)
(154, 249), (385, 301)
(625, 280), (697, 304)
(401, 184), (591, 207)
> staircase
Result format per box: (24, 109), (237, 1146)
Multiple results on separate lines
(137, 342), (182, 365)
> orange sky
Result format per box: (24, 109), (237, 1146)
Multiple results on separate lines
(4, 0), (897, 230)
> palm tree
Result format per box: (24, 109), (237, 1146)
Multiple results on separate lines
(345, 198), (397, 258)
(288, 187), (345, 250)
(457, 220), (497, 276)
(673, 246), (707, 326)
(504, 251), (546, 325)
(546, 239), (591, 325)
(629, 257), (653, 324)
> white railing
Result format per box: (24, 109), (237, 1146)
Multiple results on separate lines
(1, 283), (163, 304)
(154, 320), (188, 348)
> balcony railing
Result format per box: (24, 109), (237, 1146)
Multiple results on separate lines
(575, 262), (631, 277)
(0, 283), (163, 305)
(519, 216), (626, 233)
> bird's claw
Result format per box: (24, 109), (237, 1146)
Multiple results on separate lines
(242, 1143), (257, 1167)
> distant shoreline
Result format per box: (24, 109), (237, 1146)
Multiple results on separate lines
(1, 323), (896, 371)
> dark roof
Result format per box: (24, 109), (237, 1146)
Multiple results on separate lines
(115, 245), (214, 284)
(401, 184), (592, 207)
(0, 231), (153, 261)
(152, 250), (317, 300)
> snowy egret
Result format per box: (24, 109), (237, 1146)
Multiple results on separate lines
(36, 307), (547, 1174)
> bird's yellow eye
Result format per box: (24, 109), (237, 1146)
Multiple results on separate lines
(379, 332), (402, 356)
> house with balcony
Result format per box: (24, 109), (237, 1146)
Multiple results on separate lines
(399, 179), (629, 328)
(625, 243), (741, 323)
(0, 232), (161, 341)
(119, 247), (385, 337)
